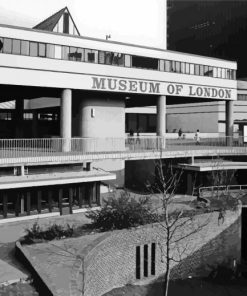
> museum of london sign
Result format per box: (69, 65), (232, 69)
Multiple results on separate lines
(91, 76), (234, 100)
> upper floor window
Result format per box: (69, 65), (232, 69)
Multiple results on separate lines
(132, 55), (159, 70)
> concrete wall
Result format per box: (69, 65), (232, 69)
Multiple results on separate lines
(167, 102), (220, 133)
(84, 210), (241, 296)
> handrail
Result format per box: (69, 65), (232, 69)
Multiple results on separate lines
(199, 184), (247, 195)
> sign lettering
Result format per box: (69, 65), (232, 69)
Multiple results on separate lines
(91, 76), (234, 100)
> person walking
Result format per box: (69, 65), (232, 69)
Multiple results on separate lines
(194, 129), (200, 145)
(178, 128), (183, 139)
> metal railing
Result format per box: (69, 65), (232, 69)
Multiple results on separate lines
(0, 136), (246, 164)
(199, 184), (247, 196)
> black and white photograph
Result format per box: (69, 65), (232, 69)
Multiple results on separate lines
(0, 0), (246, 295)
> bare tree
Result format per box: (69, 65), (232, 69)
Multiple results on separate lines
(148, 159), (210, 296)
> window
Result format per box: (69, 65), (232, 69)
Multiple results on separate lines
(0, 37), (3, 52)
(181, 62), (185, 73)
(54, 45), (62, 59)
(222, 68), (226, 79)
(12, 39), (21, 54)
(175, 61), (181, 73)
(132, 55), (159, 70)
(21, 40), (29, 56)
(69, 47), (83, 61)
(190, 64), (195, 75)
(125, 55), (131, 67)
(185, 63), (190, 74)
(62, 46), (70, 60)
(195, 64), (200, 75)
(3, 38), (12, 54)
(113, 53), (124, 66)
(199, 65), (204, 76)
(213, 67), (218, 78)
(99, 51), (105, 64)
(171, 61), (176, 72)
(159, 59), (165, 71)
(23, 113), (33, 120)
(30, 42), (38, 57)
(136, 246), (141, 279)
(38, 43), (46, 57)
(151, 243), (156, 275)
(144, 244), (148, 277)
(164, 60), (172, 72)
(217, 67), (222, 78)
(85, 49), (98, 63)
(204, 66), (213, 77)
(46, 44), (55, 58)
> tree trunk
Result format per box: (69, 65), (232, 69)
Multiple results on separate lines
(163, 263), (170, 296)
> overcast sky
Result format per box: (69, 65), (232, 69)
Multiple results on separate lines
(0, 0), (166, 48)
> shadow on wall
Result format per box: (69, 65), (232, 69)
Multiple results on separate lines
(170, 216), (241, 280)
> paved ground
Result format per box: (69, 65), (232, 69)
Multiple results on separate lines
(0, 212), (92, 295)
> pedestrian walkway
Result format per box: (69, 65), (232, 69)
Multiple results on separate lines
(0, 211), (92, 294)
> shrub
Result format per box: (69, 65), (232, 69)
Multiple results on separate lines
(86, 191), (159, 231)
(23, 222), (74, 244)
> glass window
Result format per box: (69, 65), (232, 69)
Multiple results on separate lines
(232, 70), (236, 80)
(30, 42), (38, 57)
(199, 65), (204, 76)
(0, 37), (3, 53)
(46, 44), (55, 58)
(62, 46), (70, 60)
(105, 51), (114, 65)
(194, 64), (200, 75)
(132, 55), (158, 70)
(164, 60), (172, 72)
(159, 59), (165, 71)
(54, 45), (62, 59)
(99, 51), (105, 64)
(38, 43), (46, 57)
(175, 61), (180, 72)
(206, 66), (213, 77)
(12, 39), (21, 54)
(113, 53), (124, 66)
(185, 63), (190, 74)
(171, 61), (176, 72)
(213, 67), (218, 78)
(190, 64), (195, 75)
(85, 49), (98, 63)
(125, 55), (131, 67)
(217, 67), (222, 78)
(222, 68), (226, 79)
(76, 48), (84, 61)
(3, 38), (12, 54)
(21, 40), (29, 55)
(69, 47), (83, 61)
(181, 62), (185, 73)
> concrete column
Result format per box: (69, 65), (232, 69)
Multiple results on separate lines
(15, 98), (24, 138)
(156, 95), (166, 148)
(60, 89), (72, 152)
(186, 172), (193, 195)
(226, 100), (234, 146)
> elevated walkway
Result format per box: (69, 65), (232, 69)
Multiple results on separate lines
(0, 136), (246, 166)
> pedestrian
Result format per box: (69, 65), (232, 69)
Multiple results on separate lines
(218, 208), (226, 225)
(178, 128), (183, 139)
(194, 129), (200, 145)
(136, 129), (141, 145)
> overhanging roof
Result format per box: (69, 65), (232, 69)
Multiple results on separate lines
(177, 161), (247, 172)
(0, 170), (115, 189)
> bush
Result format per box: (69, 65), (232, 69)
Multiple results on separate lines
(86, 191), (159, 231)
(23, 221), (74, 244)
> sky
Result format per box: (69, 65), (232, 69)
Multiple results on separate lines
(0, 0), (166, 48)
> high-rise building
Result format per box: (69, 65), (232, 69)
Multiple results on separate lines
(168, 0), (247, 78)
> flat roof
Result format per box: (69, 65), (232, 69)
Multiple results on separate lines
(177, 161), (247, 172)
(0, 170), (116, 189)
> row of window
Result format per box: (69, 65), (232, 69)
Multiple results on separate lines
(0, 36), (236, 80)
(0, 111), (58, 121)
